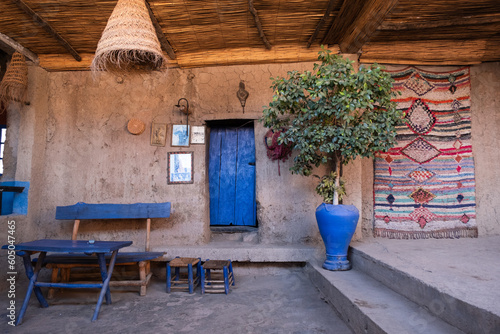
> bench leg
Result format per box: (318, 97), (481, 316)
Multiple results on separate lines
(166, 263), (171, 293)
(138, 261), (147, 296)
(48, 267), (60, 299)
(223, 266), (229, 295)
(61, 268), (70, 283)
(188, 264), (194, 294)
(200, 266), (205, 294)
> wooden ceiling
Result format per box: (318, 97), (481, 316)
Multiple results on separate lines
(0, 0), (499, 71)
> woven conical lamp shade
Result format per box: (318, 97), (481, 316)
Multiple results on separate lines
(91, 0), (166, 73)
(0, 52), (28, 106)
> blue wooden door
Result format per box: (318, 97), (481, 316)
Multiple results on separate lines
(209, 127), (256, 226)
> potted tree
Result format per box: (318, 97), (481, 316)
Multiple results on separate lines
(262, 50), (401, 270)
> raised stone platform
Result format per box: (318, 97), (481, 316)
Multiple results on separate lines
(155, 241), (318, 262)
(307, 236), (500, 334)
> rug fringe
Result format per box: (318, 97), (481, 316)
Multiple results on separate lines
(373, 227), (478, 239)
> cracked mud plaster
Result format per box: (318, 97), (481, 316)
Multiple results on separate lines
(45, 116), (56, 142)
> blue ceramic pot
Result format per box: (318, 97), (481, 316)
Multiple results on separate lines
(315, 203), (359, 271)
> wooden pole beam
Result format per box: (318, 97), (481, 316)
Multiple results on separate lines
(360, 39), (498, 65)
(249, 0), (272, 50)
(307, 0), (341, 48)
(145, 1), (176, 60)
(11, 0), (81, 62)
(0, 33), (39, 65)
(323, 0), (399, 54)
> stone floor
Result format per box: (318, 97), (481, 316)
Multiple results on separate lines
(351, 235), (500, 319)
(0, 267), (352, 334)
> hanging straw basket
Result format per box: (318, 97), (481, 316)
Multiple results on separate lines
(0, 52), (28, 106)
(91, 0), (166, 73)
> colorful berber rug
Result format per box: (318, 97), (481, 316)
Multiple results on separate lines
(373, 66), (478, 239)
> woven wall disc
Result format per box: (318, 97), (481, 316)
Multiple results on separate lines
(127, 118), (145, 135)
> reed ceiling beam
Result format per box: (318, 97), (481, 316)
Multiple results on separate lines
(0, 33), (39, 65)
(37, 45), (340, 71)
(323, 0), (399, 54)
(360, 39), (500, 65)
(146, 1), (176, 60)
(249, 0), (272, 50)
(379, 14), (500, 31)
(10, 0), (81, 62)
(307, 0), (341, 48)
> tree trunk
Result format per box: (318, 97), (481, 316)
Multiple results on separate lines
(333, 159), (341, 205)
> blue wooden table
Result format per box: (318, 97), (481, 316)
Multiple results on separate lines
(1, 239), (132, 325)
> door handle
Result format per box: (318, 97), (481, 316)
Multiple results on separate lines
(248, 162), (255, 166)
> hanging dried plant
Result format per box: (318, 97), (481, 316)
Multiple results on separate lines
(0, 52), (28, 107)
(91, 0), (166, 73)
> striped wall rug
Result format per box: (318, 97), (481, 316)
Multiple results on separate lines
(373, 66), (478, 239)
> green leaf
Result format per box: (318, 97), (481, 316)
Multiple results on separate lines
(261, 48), (401, 198)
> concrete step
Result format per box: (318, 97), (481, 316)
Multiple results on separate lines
(349, 244), (500, 334)
(306, 261), (465, 334)
(156, 242), (318, 262)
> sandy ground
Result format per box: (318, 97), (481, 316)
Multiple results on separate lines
(0, 267), (352, 334)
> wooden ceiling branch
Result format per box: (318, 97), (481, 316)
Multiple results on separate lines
(249, 0), (272, 50)
(322, 0), (363, 46)
(360, 39), (495, 65)
(379, 14), (500, 31)
(0, 33), (39, 65)
(11, 0), (81, 62)
(145, 1), (176, 60)
(323, 0), (399, 54)
(307, 0), (341, 48)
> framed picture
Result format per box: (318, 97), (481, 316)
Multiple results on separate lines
(171, 124), (190, 147)
(168, 152), (193, 184)
(190, 125), (205, 144)
(151, 122), (167, 146)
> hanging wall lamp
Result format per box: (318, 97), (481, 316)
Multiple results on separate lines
(174, 98), (190, 135)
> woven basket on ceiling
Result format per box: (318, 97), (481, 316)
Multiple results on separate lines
(0, 52), (28, 107)
(91, 0), (166, 73)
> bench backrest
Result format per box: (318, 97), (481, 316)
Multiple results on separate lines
(55, 202), (172, 251)
(56, 202), (171, 220)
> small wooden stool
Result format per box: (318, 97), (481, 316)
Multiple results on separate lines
(166, 257), (201, 294)
(201, 259), (235, 294)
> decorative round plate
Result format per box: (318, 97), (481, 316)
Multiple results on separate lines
(127, 118), (146, 135)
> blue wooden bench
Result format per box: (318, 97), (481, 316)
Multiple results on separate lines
(43, 202), (171, 297)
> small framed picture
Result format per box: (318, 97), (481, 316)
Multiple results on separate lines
(151, 122), (167, 146)
(168, 152), (193, 184)
(190, 126), (205, 144)
(171, 124), (190, 147)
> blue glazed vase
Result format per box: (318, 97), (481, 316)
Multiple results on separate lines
(315, 203), (360, 271)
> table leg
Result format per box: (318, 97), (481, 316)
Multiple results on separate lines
(96, 253), (111, 305)
(92, 250), (118, 322)
(17, 252), (48, 325)
(20, 252), (48, 308)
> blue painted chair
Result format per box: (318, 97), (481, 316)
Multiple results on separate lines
(166, 257), (202, 294)
(200, 259), (235, 294)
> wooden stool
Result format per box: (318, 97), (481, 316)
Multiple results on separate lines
(166, 257), (201, 294)
(201, 259), (235, 294)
